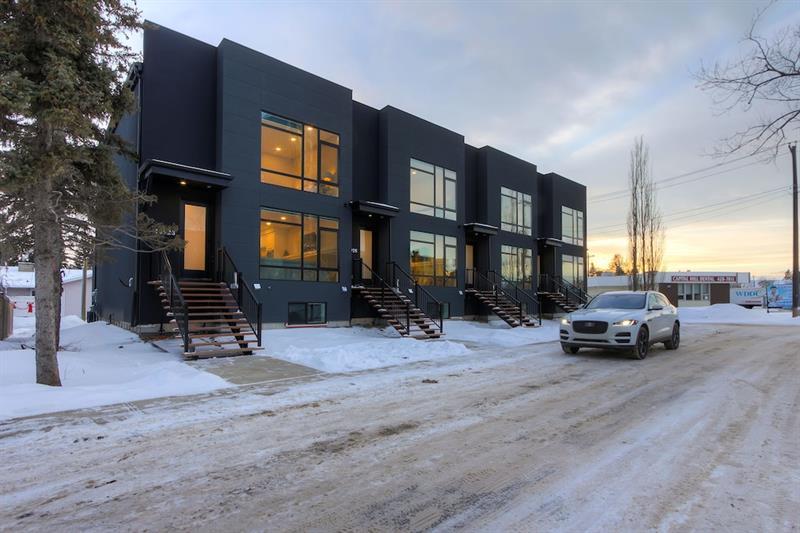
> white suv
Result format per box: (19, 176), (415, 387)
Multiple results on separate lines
(560, 291), (680, 359)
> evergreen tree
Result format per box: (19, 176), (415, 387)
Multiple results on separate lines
(0, 1), (176, 385)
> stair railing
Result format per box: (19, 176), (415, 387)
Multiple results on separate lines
(217, 248), (263, 347)
(157, 250), (190, 354)
(468, 268), (526, 325)
(487, 270), (543, 326)
(538, 274), (589, 308)
(352, 258), (412, 334)
(386, 262), (444, 334)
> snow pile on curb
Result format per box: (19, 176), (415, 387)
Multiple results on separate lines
(0, 321), (230, 420)
(678, 304), (799, 326)
(262, 326), (470, 373)
(442, 319), (561, 348)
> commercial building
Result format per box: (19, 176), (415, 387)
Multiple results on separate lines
(588, 272), (752, 307)
(93, 23), (587, 354)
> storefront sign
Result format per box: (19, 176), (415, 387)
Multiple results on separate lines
(670, 275), (737, 283)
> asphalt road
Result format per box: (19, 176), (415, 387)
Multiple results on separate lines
(1, 323), (798, 532)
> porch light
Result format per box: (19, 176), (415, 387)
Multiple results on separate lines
(179, 180), (187, 186)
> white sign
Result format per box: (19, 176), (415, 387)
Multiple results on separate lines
(730, 288), (764, 307)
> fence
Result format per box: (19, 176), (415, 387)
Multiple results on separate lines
(0, 293), (12, 340)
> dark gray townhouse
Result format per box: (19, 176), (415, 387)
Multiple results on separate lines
(94, 23), (588, 357)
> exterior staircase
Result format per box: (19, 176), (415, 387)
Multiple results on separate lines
(352, 259), (444, 340)
(465, 269), (540, 328)
(152, 249), (263, 359)
(537, 274), (589, 313)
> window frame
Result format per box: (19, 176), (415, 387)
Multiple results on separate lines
(561, 206), (585, 246)
(287, 302), (327, 325)
(409, 158), (457, 221)
(501, 245), (533, 288)
(260, 207), (339, 282)
(409, 230), (458, 287)
(500, 187), (532, 236)
(260, 111), (340, 197)
(561, 253), (585, 287)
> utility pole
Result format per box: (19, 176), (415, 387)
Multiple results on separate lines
(790, 143), (799, 318)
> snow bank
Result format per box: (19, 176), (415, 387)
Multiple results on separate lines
(0, 321), (230, 420)
(678, 304), (799, 326)
(443, 319), (561, 348)
(262, 326), (470, 373)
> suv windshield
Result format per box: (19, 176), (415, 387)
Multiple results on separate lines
(586, 293), (646, 310)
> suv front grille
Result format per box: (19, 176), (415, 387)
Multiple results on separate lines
(572, 320), (609, 334)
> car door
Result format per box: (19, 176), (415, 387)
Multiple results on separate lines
(646, 292), (668, 340)
(658, 293), (677, 333)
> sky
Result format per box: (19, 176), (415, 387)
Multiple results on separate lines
(133, 0), (800, 278)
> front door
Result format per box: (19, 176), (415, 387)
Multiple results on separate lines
(181, 201), (213, 278)
(359, 228), (374, 279)
(465, 244), (474, 286)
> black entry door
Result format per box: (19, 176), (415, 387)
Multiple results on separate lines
(180, 200), (214, 279)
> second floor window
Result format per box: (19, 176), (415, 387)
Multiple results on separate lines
(561, 206), (584, 246)
(562, 253), (585, 287)
(260, 111), (339, 197)
(410, 158), (456, 220)
(260, 208), (339, 282)
(501, 187), (532, 235)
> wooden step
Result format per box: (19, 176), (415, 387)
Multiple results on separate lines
(173, 318), (249, 324)
(184, 347), (262, 359)
(187, 332), (257, 339)
(189, 340), (258, 347)
(169, 311), (244, 317)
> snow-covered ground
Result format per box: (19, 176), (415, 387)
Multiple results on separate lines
(0, 319), (230, 420)
(261, 319), (562, 373)
(678, 303), (799, 326)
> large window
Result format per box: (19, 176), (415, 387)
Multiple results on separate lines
(561, 206), (584, 246)
(501, 245), (533, 288)
(260, 112), (339, 197)
(410, 231), (457, 287)
(501, 187), (532, 235)
(562, 254), (585, 287)
(260, 208), (339, 282)
(678, 283), (710, 301)
(410, 158), (457, 220)
(288, 302), (327, 325)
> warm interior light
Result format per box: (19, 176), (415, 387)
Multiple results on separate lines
(323, 177), (331, 182)
(280, 216), (287, 220)
(306, 126), (313, 131)
(275, 146), (282, 151)
(266, 222), (271, 226)
(290, 137), (297, 142)
(179, 180), (187, 186)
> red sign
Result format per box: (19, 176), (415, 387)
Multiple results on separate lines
(670, 275), (736, 283)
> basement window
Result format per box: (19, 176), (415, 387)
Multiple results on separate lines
(287, 302), (327, 325)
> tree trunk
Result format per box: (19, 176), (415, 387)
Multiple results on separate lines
(33, 208), (62, 387)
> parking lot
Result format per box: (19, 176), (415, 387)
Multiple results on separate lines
(1, 323), (798, 531)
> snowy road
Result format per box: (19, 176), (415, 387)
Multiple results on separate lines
(1, 324), (798, 531)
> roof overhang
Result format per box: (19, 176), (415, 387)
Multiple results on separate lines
(139, 159), (233, 190)
(349, 200), (400, 218)
(464, 222), (498, 236)
(537, 237), (565, 248)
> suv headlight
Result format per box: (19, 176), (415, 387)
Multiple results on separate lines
(613, 319), (638, 327)
(561, 317), (571, 325)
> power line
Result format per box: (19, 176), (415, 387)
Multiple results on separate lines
(590, 189), (791, 237)
(590, 186), (791, 231)
(588, 141), (795, 203)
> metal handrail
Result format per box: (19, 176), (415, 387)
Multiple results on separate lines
(468, 268), (525, 325)
(487, 270), (543, 326)
(538, 274), (589, 307)
(217, 248), (263, 347)
(159, 250), (190, 353)
(386, 261), (444, 334)
(352, 258), (412, 334)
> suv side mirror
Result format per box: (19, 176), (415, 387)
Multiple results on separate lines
(649, 305), (663, 311)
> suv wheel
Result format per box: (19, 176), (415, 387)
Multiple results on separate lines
(664, 323), (680, 350)
(561, 343), (579, 354)
(633, 327), (649, 360)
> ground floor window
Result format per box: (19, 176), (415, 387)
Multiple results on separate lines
(260, 208), (339, 282)
(561, 254), (584, 287)
(501, 245), (533, 288)
(678, 283), (710, 301)
(287, 302), (327, 325)
(409, 230), (457, 287)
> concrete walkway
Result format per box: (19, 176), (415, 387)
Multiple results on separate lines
(190, 355), (322, 385)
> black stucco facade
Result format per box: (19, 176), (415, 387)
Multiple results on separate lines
(94, 23), (588, 328)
